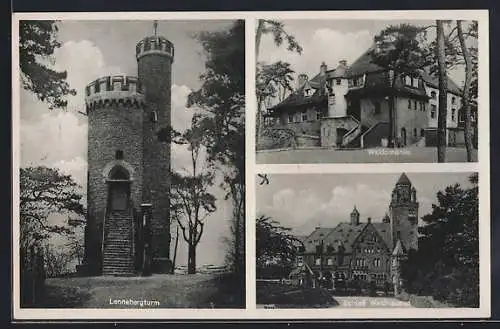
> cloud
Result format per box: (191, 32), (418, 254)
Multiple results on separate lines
(260, 27), (373, 82)
(265, 183), (391, 235)
(20, 111), (88, 168)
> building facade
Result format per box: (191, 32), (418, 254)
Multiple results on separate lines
(290, 173), (419, 291)
(264, 47), (476, 149)
(81, 26), (173, 276)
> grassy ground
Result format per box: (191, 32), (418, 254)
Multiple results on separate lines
(257, 146), (477, 164)
(256, 282), (339, 308)
(37, 273), (244, 308)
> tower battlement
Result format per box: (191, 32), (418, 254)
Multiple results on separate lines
(85, 75), (144, 111)
(136, 36), (174, 61)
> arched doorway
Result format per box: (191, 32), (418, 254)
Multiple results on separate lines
(107, 166), (131, 211)
(400, 127), (407, 146)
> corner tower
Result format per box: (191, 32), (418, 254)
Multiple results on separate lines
(136, 22), (174, 273)
(389, 173), (419, 251)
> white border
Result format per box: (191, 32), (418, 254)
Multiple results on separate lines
(12, 10), (490, 320)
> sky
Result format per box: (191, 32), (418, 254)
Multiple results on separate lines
(19, 20), (237, 267)
(256, 172), (475, 236)
(258, 19), (472, 96)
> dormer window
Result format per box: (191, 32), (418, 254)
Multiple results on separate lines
(452, 96), (456, 105)
(412, 77), (419, 88)
(405, 75), (412, 86)
(336, 78), (341, 85)
(431, 91), (437, 99)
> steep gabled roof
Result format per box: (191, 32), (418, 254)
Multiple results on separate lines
(396, 172), (412, 185)
(371, 222), (392, 250)
(346, 47), (384, 77)
(419, 69), (462, 96)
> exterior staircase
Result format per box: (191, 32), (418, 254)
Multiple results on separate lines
(343, 125), (369, 148)
(102, 209), (135, 276)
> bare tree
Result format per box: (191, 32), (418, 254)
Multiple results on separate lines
(171, 121), (217, 274)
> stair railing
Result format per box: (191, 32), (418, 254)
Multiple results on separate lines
(129, 200), (136, 268)
(342, 115), (361, 146)
(101, 204), (108, 272)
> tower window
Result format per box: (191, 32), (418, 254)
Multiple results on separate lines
(115, 150), (124, 160)
(336, 78), (341, 85)
(150, 111), (158, 123)
(431, 105), (437, 118)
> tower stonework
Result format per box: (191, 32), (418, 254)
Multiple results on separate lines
(389, 173), (419, 251)
(84, 76), (145, 275)
(136, 35), (174, 273)
(80, 26), (174, 276)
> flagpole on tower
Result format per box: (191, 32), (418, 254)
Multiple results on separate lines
(153, 20), (158, 36)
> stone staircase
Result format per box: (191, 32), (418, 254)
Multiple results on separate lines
(102, 210), (135, 276)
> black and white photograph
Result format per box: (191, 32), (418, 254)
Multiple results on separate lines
(256, 172), (480, 309)
(256, 19), (481, 164)
(14, 18), (245, 312)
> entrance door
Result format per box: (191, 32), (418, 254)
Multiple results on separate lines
(110, 182), (129, 211)
(401, 128), (407, 146)
(336, 128), (348, 147)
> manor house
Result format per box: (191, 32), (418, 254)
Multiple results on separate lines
(290, 173), (418, 290)
(264, 47), (477, 149)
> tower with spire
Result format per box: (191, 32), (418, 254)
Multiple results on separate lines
(389, 173), (419, 251)
(350, 206), (360, 225)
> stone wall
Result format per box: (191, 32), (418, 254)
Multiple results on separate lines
(320, 116), (358, 147)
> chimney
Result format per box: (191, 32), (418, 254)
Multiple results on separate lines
(367, 217), (372, 224)
(320, 61), (327, 75)
(339, 59), (348, 67)
(297, 73), (308, 90)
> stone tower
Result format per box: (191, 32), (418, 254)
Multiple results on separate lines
(136, 22), (174, 273)
(84, 76), (146, 275)
(81, 22), (173, 276)
(389, 173), (419, 251)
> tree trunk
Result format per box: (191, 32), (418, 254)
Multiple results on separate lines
(171, 223), (179, 274)
(436, 20), (448, 163)
(457, 20), (474, 162)
(188, 243), (196, 274)
(255, 20), (264, 147)
(388, 70), (396, 148)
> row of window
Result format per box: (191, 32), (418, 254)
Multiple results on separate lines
(354, 258), (383, 268)
(430, 105), (458, 122)
(404, 75), (420, 88)
(287, 111), (321, 123)
(430, 90), (457, 105)
(407, 99), (427, 112)
(306, 256), (389, 272)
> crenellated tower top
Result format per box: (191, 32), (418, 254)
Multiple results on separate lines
(85, 75), (145, 112)
(136, 35), (174, 61)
